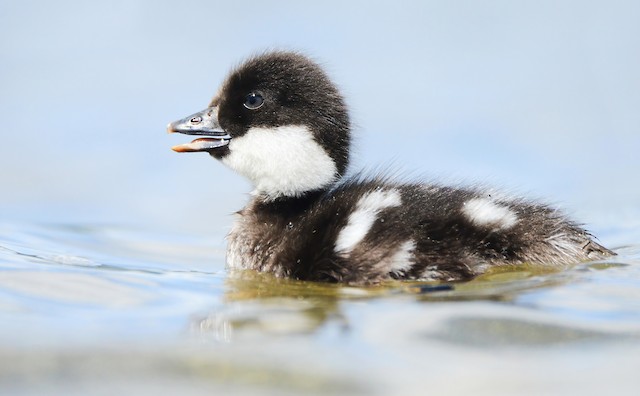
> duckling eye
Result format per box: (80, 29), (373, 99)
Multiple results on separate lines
(243, 92), (264, 110)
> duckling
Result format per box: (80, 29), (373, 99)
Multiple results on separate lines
(168, 51), (613, 284)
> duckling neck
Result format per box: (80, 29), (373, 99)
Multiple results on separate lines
(253, 189), (326, 216)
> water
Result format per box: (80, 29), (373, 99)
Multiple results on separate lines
(1, 222), (639, 395)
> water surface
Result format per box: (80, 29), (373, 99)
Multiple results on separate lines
(1, 222), (639, 395)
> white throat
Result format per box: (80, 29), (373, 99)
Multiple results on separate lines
(221, 125), (338, 200)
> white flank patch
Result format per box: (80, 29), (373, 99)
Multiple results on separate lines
(335, 189), (402, 255)
(462, 198), (518, 230)
(385, 240), (415, 274)
(221, 125), (337, 199)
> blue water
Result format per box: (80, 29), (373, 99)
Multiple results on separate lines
(1, 221), (639, 395)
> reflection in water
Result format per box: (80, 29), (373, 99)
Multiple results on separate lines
(192, 271), (349, 341)
(191, 262), (595, 342)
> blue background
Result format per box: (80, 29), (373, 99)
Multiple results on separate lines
(1, 1), (638, 243)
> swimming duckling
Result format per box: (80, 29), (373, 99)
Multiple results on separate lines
(168, 51), (613, 284)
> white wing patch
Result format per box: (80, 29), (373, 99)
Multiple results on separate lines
(462, 198), (518, 230)
(335, 189), (402, 255)
(222, 125), (337, 200)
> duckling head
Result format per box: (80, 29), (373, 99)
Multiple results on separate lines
(168, 51), (351, 200)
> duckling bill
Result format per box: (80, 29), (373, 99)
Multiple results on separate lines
(167, 51), (613, 284)
(168, 107), (231, 152)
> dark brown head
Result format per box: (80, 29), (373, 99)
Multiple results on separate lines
(168, 51), (351, 199)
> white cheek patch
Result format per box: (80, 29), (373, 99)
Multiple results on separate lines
(335, 189), (402, 255)
(462, 198), (518, 230)
(221, 125), (337, 199)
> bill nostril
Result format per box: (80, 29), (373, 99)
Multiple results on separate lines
(190, 116), (203, 124)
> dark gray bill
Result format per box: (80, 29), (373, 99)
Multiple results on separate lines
(167, 107), (231, 152)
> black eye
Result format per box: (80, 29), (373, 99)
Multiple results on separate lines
(243, 92), (264, 110)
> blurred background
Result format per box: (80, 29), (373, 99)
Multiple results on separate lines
(1, 0), (638, 243)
